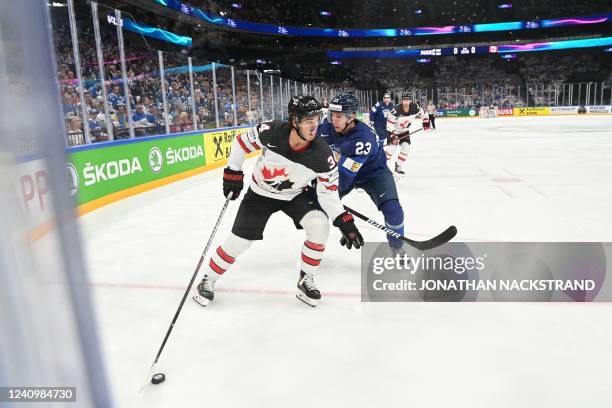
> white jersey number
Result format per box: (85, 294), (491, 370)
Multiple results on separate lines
(355, 142), (372, 155)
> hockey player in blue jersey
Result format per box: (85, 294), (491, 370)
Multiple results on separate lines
(370, 91), (394, 145)
(318, 94), (406, 253)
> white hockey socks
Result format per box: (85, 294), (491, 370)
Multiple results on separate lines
(207, 233), (252, 280)
(396, 142), (411, 172)
(299, 210), (329, 275)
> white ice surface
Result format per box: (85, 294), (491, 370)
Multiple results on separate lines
(80, 116), (612, 408)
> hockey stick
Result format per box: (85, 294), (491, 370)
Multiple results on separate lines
(396, 127), (423, 142)
(139, 193), (233, 391)
(343, 205), (457, 251)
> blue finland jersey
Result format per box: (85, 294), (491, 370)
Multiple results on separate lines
(370, 101), (394, 141)
(317, 119), (388, 194)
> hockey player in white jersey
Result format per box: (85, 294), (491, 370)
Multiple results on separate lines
(386, 92), (423, 174)
(321, 96), (330, 121)
(193, 95), (363, 307)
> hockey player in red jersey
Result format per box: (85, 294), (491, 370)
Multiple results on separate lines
(193, 95), (364, 307)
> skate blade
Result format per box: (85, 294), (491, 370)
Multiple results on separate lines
(193, 294), (211, 307)
(296, 292), (318, 307)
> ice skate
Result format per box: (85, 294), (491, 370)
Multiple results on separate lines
(193, 275), (215, 307)
(390, 245), (410, 269)
(296, 271), (321, 307)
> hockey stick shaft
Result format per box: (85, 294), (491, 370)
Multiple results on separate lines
(344, 205), (403, 241)
(151, 194), (232, 366)
(343, 205), (457, 251)
(397, 127), (422, 142)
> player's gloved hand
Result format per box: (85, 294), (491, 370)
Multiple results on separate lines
(333, 211), (364, 250)
(422, 118), (430, 131)
(390, 132), (399, 145)
(223, 167), (243, 200)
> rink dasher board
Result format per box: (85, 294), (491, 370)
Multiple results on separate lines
(18, 126), (259, 241)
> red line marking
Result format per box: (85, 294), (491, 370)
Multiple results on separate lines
(90, 282), (612, 303)
(91, 281), (361, 298)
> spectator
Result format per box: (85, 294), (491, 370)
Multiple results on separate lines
(108, 85), (123, 108)
(87, 109), (102, 132)
(111, 102), (129, 137)
(195, 106), (209, 129)
(176, 111), (193, 132)
(148, 104), (164, 126)
(87, 109), (109, 142)
(66, 115), (84, 146)
(132, 103), (148, 125)
(142, 96), (153, 111)
(78, 90), (94, 115)
(145, 106), (158, 125)
(62, 93), (77, 116)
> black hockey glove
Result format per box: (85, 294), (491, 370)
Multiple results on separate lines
(223, 167), (244, 200)
(422, 117), (431, 131)
(333, 211), (364, 250)
(389, 132), (399, 145)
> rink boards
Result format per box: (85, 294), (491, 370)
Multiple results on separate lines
(19, 126), (257, 241)
(434, 105), (612, 118)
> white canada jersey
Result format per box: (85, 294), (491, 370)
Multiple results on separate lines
(387, 102), (422, 135)
(227, 120), (344, 220)
(320, 107), (329, 123)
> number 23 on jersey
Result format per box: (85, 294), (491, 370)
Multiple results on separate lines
(355, 141), (371, 155)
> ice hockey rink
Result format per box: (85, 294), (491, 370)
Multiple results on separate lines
(80, 115), (612, 407)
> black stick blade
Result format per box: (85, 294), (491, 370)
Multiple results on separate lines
(402, 225), (457, 251)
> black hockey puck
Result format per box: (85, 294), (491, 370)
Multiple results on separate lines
(151, 373), (166, 385)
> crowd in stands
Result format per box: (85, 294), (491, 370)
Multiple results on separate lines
(434, 56), (523, 109)
(193, 0), (610, 28)
(431, 54), (610, 109)
(53, 9), (291, 146)
(520, 54), (603, 106)
(53, 5), (611, 146)
(520, 0), (610, 20)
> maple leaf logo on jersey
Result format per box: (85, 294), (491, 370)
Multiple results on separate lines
(398, 117), (411, 129)
(261, 166), (294, 191)
(261, 166), (288, 180)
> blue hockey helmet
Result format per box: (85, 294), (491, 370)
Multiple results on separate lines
(329, 94), (359, 116)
